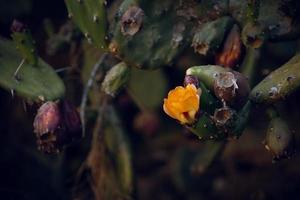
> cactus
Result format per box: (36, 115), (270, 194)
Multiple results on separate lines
(250, 53), (300, 104)
(102, 62), (130, 96)
(109, 0), (193, 69)
(192, 16), (234, 55)
(264, 108), (295, 161)
(0, 38), (65, 101)
(11, 20), (38, 66)
(103, 105), (133, 196)
(64, 0), (107, 49)
(3, 0), (300, 199)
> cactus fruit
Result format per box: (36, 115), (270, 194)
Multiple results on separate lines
(0, 38), (65, 101)
(186, 65), (229, 90)
(186, 65), (250, 108)
(192, 16), (234, 56)
(215, 24), (243, 68)
(102, 62), (130, 96)
(264, 114), (295, 161)
(64, 0), (107, 49)
(250, 53), (300, 104)
(167, 68), (251, 141)
(33, 100), (82, 154)
(214, 71), (250, 108)
(33, 101), (64, 153)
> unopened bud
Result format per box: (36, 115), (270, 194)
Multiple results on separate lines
(33, 100), (82, 154)
(214, 71), (250, 108)
(264, 117), (295, 161)
(10, 20), (27, 33)
(33, 101), (64, 153)
(214, 72), (238, 103)
(215, 25), (242, 68)
(102, 62), (130, 96)
(183, 75), (199, 87)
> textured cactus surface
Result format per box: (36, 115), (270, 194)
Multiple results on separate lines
(0, 38), (65, 101)
(250, 53), (300, 103)
(192, 16), (234, 55)
(11, 21), (38, 66)
(109, 0), (193, 69)
(65, 0), (107, 49)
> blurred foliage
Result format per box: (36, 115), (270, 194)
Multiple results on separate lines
(0, 0), (300, 200)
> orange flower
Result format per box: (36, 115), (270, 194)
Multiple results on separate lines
(163, 84), (201, 124)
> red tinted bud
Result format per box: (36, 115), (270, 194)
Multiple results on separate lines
(33, 101), (64, 154)
(60, 100), (82, 140)
(34, 102), (61, 136)
(183, 75), (199, 87)
(33, 100), (82, 154)
(215, 25), (242, 68)
(10, 19), (27, 33)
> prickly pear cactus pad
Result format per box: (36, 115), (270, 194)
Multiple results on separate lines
(109, 0), (194, 69)
(0, 38), (65, 101)
(65, 0), (107, 49)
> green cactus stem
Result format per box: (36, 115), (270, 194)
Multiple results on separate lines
(187, 100), (252, 140)
(187, 112), (222, 140)
(191, 141), (225, 175)
(103, 105), (133, 196)
(186, 65), (229, 90)
(11, 20), (37, 66)
(240, 47), (261, 87)
(64, 0), (107, 49)
(230, 101), (252, 138)
(0, 38), (65, 101)
(102, 62), (131, 97)
(246, 0), (260, 23)
(192, 16), (234, 56)
(199, 82), (221, 115)
(109, 0), (193, 70)
(250, 53), (300, 104)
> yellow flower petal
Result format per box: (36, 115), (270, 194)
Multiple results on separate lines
(163, 84), (201, 124)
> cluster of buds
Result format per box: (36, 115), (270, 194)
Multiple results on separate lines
(163, 64), (251, 141)
(33, 100), (82, 154)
